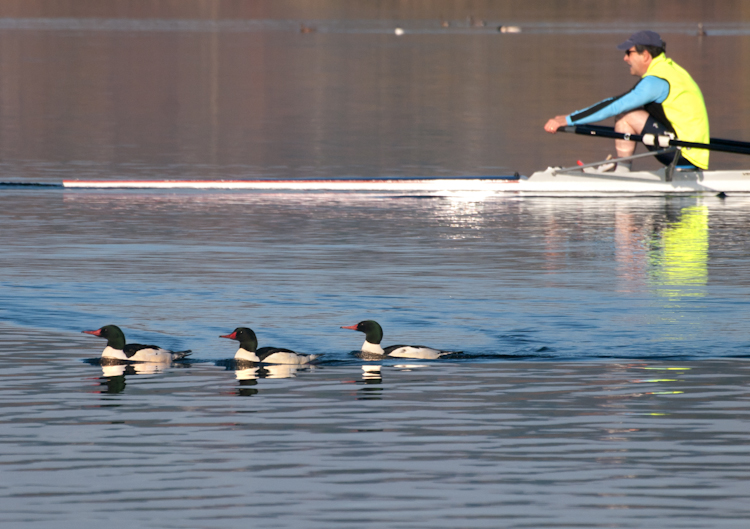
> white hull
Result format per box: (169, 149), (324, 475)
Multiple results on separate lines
(62, 177), (520, 192)
(521, 167), (750, 194)
(62, 168), (750, 194)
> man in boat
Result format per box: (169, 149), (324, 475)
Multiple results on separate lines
(544, 30), (709, 172)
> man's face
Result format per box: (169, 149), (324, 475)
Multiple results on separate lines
(623, 47), (651, 76)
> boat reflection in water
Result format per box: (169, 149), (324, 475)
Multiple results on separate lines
(648, 204), (708, 298)
(609, 199), (708, 299)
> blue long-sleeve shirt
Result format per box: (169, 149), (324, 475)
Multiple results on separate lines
(566, 76), (670, 125)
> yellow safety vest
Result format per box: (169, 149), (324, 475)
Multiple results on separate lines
(644, 54), (710, 169)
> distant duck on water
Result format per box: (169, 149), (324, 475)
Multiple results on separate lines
(468, 15), (485, 28)
(341, 320), (461, 360)
(83, 324), (191, 363)
(220, 327), (322, 365)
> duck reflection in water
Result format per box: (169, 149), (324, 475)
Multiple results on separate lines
(235, 364), (305, 380)
(235, 366), (261, 397)
(88, 358), (190, 395)
(357, 364), (384, 400)
(354, 363), (431, 400)
(98, 364), (136, 394)
(227, 361), (317, 396)
(361, 364), (382, 383)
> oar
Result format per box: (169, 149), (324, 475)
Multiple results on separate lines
(560, 125), (750, 156)
(572, 124), (750, 149)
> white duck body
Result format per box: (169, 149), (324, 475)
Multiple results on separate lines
(360, 340), (454, 360)
(344, 320), (461, 360)
(360, 340), (386, 356)
(234, 347), (260, 363)
(102, 345), (185, 363)
(101, 345), (129, 361)
(258, 349), (321, 365)
(383, 344), (452, 360)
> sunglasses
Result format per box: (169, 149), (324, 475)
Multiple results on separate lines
(624, 49), (639, 57)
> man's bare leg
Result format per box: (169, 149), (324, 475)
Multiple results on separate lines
(614, 110), (649, 158)
(599, 110), (650, 171)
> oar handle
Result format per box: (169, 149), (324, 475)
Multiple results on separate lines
(560, 125), (750, 156)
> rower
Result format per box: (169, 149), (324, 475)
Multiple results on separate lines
(544, 30), (709, 173)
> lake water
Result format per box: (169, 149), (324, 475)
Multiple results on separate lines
(2, 4), (750, 528)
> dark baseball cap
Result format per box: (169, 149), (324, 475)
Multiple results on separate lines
(616, 30), (664, 50)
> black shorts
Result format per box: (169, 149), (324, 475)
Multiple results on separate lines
(642, 116), (677, 166)
(642, 116), (699, 169)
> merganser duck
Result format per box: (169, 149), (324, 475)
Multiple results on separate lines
(83, 325), (191, 363)
(219, 327), (321, 365)
(341, 320), (461, 360)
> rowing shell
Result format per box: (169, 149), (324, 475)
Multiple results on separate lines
(61, 168), (750, 194)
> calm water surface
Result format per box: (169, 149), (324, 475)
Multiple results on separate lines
(2, 189), (750, 528)
(2, 6), (750, 528)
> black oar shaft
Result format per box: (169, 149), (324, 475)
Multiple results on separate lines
(568, 124), (744, 147)
(561, 125), (750, 156)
